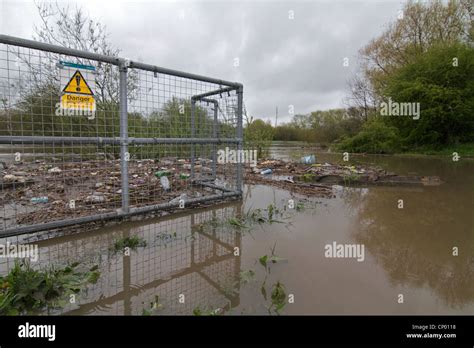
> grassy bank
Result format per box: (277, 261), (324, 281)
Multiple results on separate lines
(399, 143), (474, 157)
(329, 142), (474, 158)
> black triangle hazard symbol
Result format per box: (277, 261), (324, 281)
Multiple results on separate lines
(63, 70), (94, 96)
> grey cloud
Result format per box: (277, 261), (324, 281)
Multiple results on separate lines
(1, 0), (403, 123)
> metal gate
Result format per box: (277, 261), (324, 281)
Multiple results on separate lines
(0, 35), (243, 237)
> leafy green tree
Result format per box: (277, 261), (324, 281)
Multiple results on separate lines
(336, 118), (400, 154)
(383, 43), (474, 147)
(361, 0), (471, 97)
(244, 118), (274, 157)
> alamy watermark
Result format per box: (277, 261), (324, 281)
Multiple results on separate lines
(380, 98), (420, 120)
(217, 147), (257, 167)
(55, 102), (95, 120)
(324, 241), (365, 262)
(18, 322), (55, 341)
(0, 242), (38, 262)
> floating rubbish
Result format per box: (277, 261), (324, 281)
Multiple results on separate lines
(271, 175), (294, 183)
(261, 160), (280, 166)
(155, 170), (171, 177)
(214, 178), (226, 187)
(301, 155), (316, 164)
(260, 168), (272, 175)
(179, 173), (190, 180)
(169, 193), (187, 205)
(160, 176), (170, 191)
(283, 176), (294, 184)
(85, 194), (105, 203)
(30, 196), (48, 204)
(3, 174), (25, 183)
(48, 167), (62, 174)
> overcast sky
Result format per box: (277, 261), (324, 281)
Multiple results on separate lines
(1, 0), (404, 123)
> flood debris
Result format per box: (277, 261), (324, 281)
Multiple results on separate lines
(0, 155), (441, 230)
(48, 167), (62, 174)
(169, 193), (188, 205)
(159, 176), (171, 191)
(30, 196), (49, 204)
(245, 158), (442, 196)
(0, 157), (226, 228)
(85, 194), (105, 204)
(301, 154), (316, 164)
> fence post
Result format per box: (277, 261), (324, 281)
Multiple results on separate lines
(190, 99), (196, 179)
(212, 100), (218, 180)
(236, 84), (243, 194)
(119, 59), (130, 213)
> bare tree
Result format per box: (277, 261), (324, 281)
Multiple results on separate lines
(345, 72), (378, 121)
(360, 0), (471, 95)
(17, 1), (137, 104)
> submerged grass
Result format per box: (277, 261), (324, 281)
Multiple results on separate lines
(225, 203), (290, 231)
(269, 281), (287, 314)
(142, 295), (163, 315)
(112, 235), (147, 253)
(193, 306), (222, 316)
(259, 242), (287, 270)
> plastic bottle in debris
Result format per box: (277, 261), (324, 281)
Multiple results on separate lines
(301, 154), (316, 164)
(160, 176), (170, 191)
(155, 170), (171, 177)
(260, 168), (272, 175)
(31, 196), (48, 204)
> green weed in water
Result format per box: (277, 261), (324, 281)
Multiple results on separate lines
(270, 281), (287, 314)
(296, 202), (306, 211)
(239, 270), (255, 284)
(0, 260), (100, 315)
(259, 242), (287, 269)
(113, 236), (147, 253)
(302, 173), (315, 182)
(193, 306), (221, 316)
(142, 295), (163, 315)
(228, 217), (247, 229)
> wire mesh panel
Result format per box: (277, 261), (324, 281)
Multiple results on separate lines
(126, 68), (240, 210)
(0, 202), (243, 315)
(0, 35), (243, 236)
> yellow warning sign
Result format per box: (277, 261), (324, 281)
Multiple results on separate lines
(63, 70), (94, 96)
(60, 94), (96, 112)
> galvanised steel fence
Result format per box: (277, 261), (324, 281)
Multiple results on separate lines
(0, 201), (243, 315)
(0, 35), (243, 237)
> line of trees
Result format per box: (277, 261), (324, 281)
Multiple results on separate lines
(274, 0), (474, 154)
(1, 0), (472, 157)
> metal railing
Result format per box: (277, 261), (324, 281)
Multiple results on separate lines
(0, 35), (243, 237)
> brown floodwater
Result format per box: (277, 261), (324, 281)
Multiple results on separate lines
(0, 142), (473, 315)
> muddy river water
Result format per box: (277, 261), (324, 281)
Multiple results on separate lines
(1, 142), (473, 315)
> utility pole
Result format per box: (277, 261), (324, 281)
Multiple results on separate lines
(275, 106), (278, 127)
